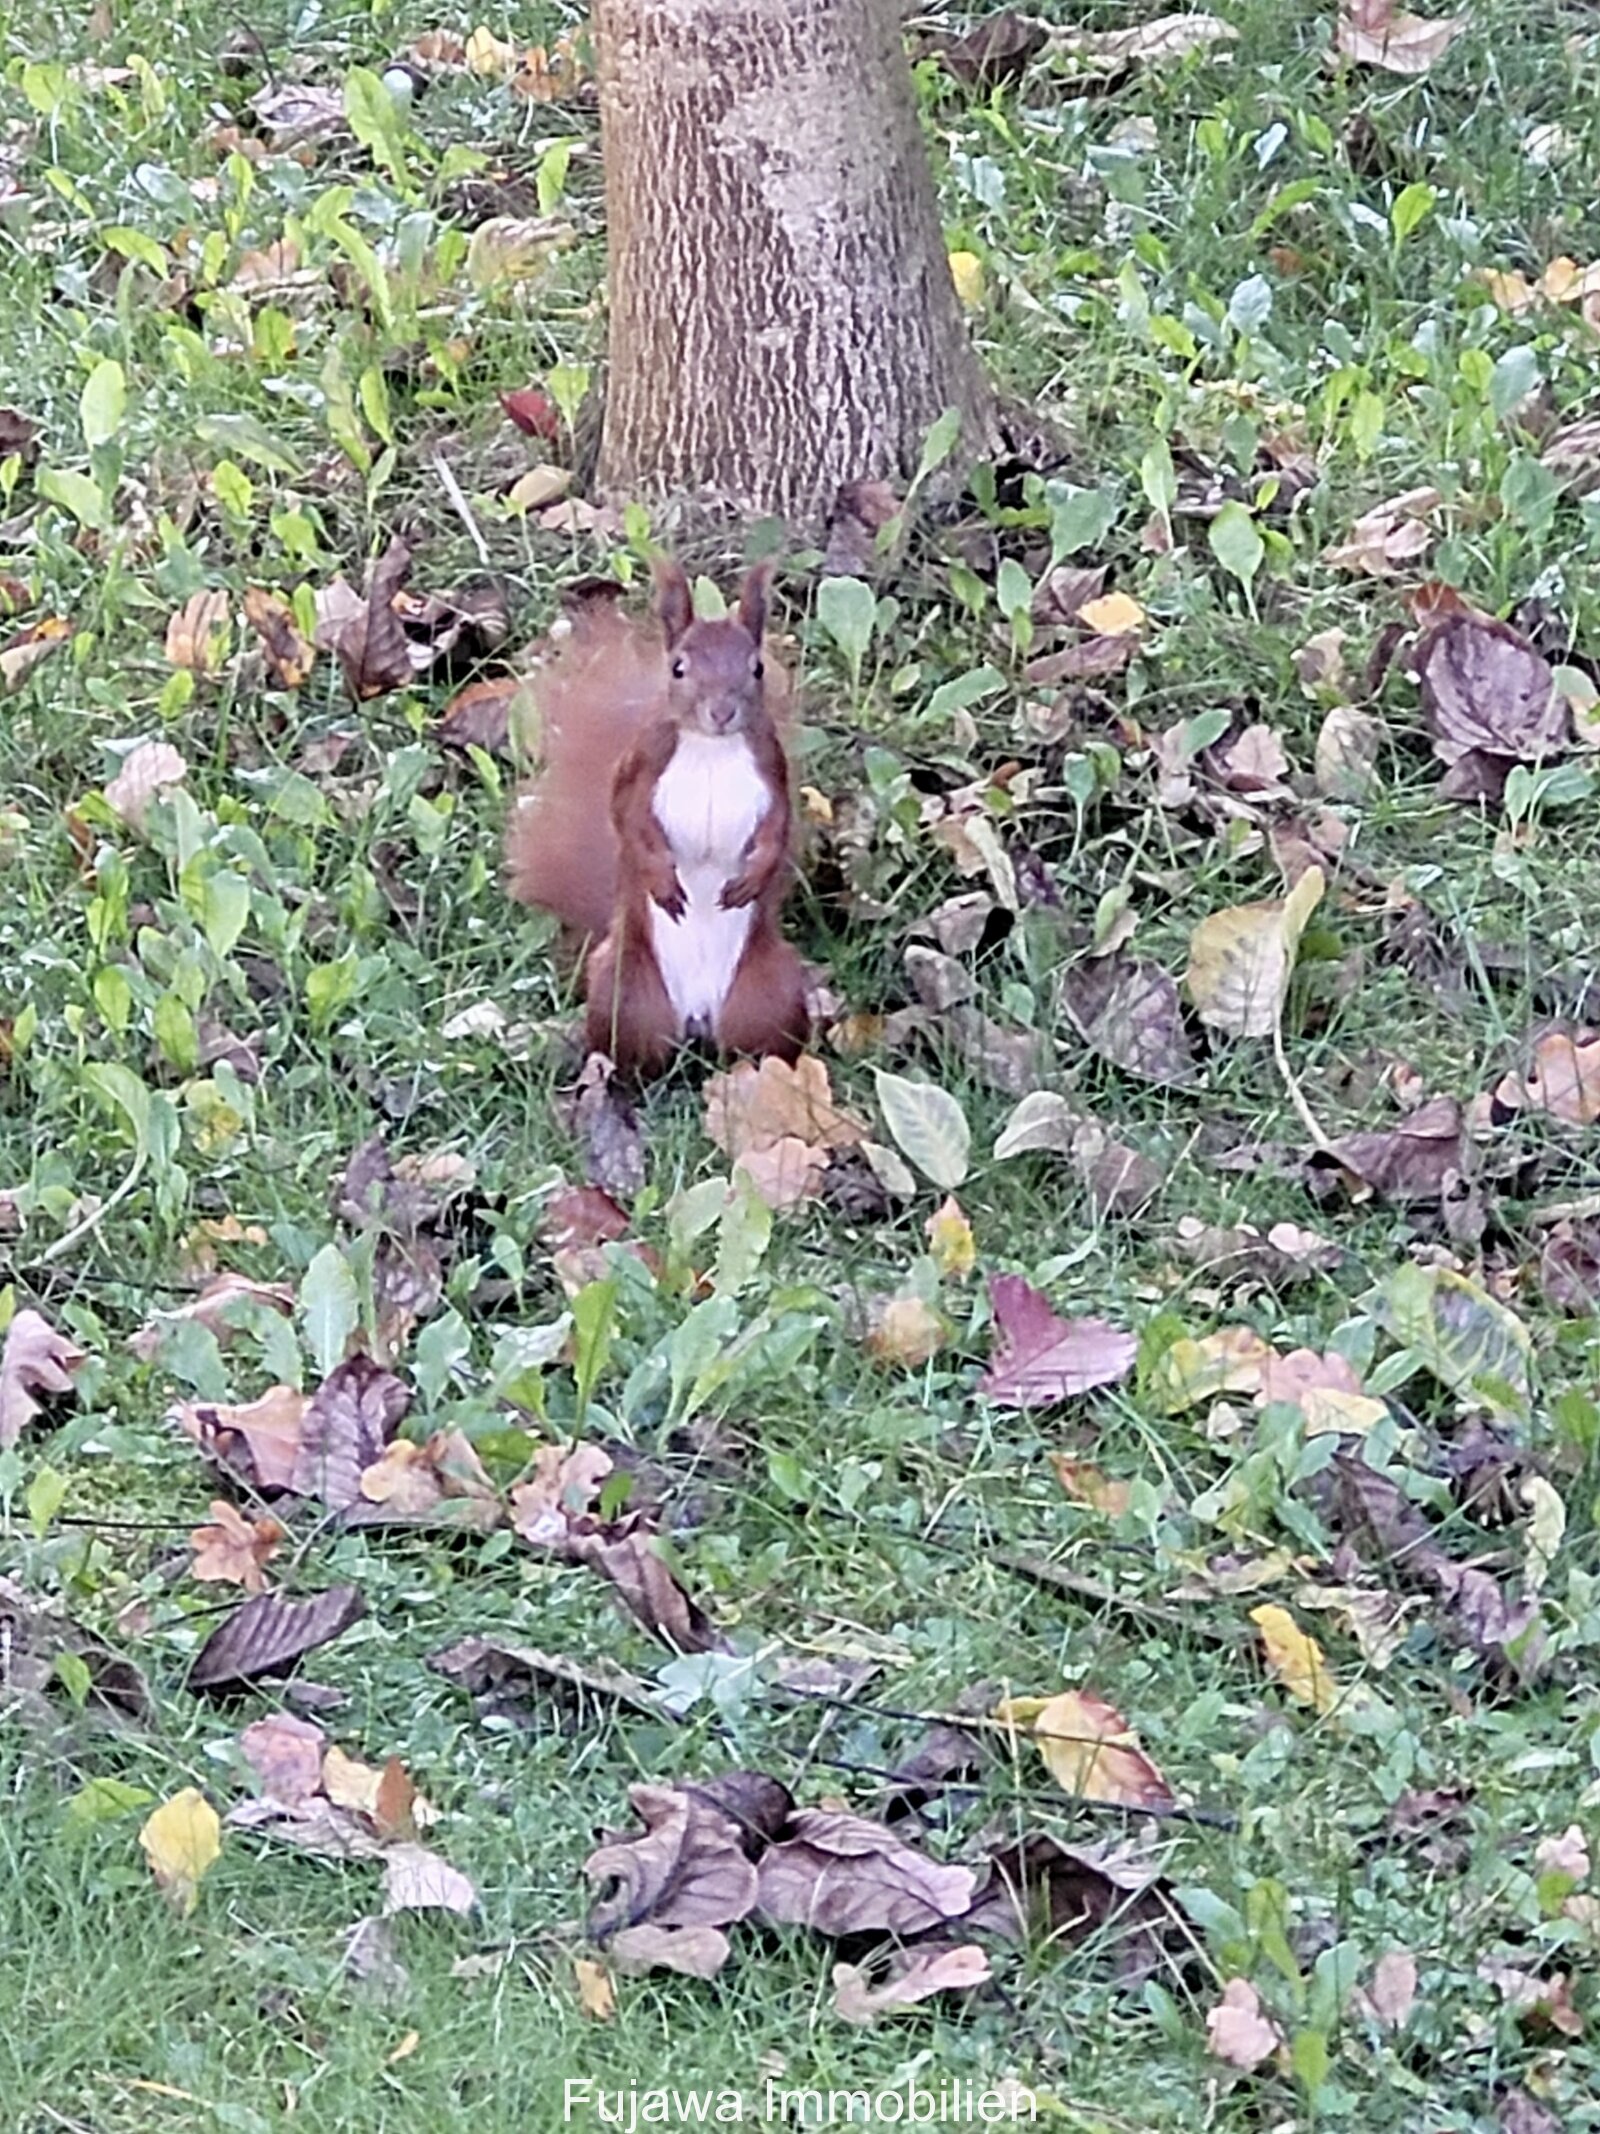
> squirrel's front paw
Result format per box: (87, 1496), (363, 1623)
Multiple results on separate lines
(719, 873), (757, 911)
(652, 874), (687, 920)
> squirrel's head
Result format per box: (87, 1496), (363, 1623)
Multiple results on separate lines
(654, 558), (775, 737)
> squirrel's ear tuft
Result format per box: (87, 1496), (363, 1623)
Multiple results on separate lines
(653, 557), (693, 647)
(736, 559), (777, 644)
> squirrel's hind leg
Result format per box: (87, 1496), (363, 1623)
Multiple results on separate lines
(715, 933), (810, 1064)
(585, 930), (681, 1077)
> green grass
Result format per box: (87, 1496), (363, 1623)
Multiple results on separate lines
(4, 2), (1600, 2130)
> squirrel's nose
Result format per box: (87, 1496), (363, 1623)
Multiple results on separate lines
(709, 701), (738, 730)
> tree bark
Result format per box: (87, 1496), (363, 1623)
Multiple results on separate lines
(593, 0), (997, 531)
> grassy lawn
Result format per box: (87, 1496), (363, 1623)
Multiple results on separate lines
(3, 1), (1600, 2130)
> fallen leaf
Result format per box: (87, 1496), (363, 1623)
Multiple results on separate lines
(1314, 704), (1385, 798)
(1206, 1977), (1283, 2069)
(980, 1275), (1136, 1407)
(500, 386), (560, 439)
(1185, 866), (1325, 1038)
(1056, 11), (1238, 68)
(1323, 486), (1440, 576)
(140, 1789), (222, 1915)
(1150, 1326), (1276, 1412)
(510, 1442), (614, 1546)
(243, 586), (315, 689)
(585, 1777), (791, 1948)
(129, 1273), (295, 1363)
(927, 11), (1047, 90)
(1493, 1029), (1600, 1128)
(864, 1295), (947, 1368)
(1374, 1261), (1533, 1422)
(1416, 614), (1570, 785)
(314, 538), (416, 702)
(1497, 2089), (1562, 2134)
(1480, 1961), (1584, 2038)
(1053, 1459), (1133, 1518)
(948, 250), (984, 309)
(705, 1056), (865, 1164)
(1363, 1948), (1419, 2028)
(833, 1944), (991, 2025)
(0, 1308), (87, 1450)
(998, 1690), (1175, 1810)
(1334, 0), (1465, 75)
(466, 215), (574, 293)
(1315, 1094), (1466, 1203)
(189, 1501), (284, 1595)
(189, 1585), (367, 1692)
(573, 1956), (616, 2018)
(426, 1633), (660, 1721)
(1, 614), (72, 692)
(291, 1355), (411, 1511)
(171, 1384), (307, 1493)
(354, 1431), (502, 1531)
(1058, 955), (1197, 1086)
(871, 1070), (971, 1188)
(1076, 591), (1146, 638)
(1257, 1348), (1387, 1435)
(163, 589), (230, 675)
(925, 1196), (976, 1280)
(756, 1808), (976, 1937)
(237, 1712), (326, 1807)
(382, 1842), (478, 1915)
(104, 739), (188, 829)
(572, 1528), (727, 1655)
(1251, 1603), (1340, 1715)
(609, 1923), (732, 1978)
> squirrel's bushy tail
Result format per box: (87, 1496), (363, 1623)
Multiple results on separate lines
(504, 589), (666, 941)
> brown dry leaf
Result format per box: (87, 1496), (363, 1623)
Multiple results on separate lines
(171, 1385), (307, 1493)
(354, 1431), (502, 1531)
(573, 1956), (616, 2018)
(1206, 1978), (1284, 2069)
(1185, 866), (1325, 1037)
(313, 538), (416, 702)
(833, 1944), (991, 2025)
(382, 1842), (478, 1915)
(572, 1528), (727, 1655)
(1334, 0), (1465, 75)
(864, 1295), (947, 1369)
(1059, 954), (1197, 1086)
(189, 1501), (284, 1595)
(322, 1746), (421, 1840)
(1416, 615), (1570, 791)
(1257, 1349), (1387, 1435)
(1210, 722), (1292, 796)
(1076, 591), (1146, 638)
(1150, 1326), (1275, 1412)
(104, 739), (188, 829)
(733, 1138), (828, 1213)
(927, 10), (1047, 89)
(438, 675), (518, 755)
(998, 1690), (1175, 1811)
(164, 589), (230, 676)
(609, 1924), (732, 1978)
(1315, 704), (1385, 798)
(140, 1789), (222, 1916)
(1250, 1603), (1340, 1715)
(1480, 1961), (1584, 2039)
(1541, 1219), (1600, 1315)
(510, 1442), (614, 1546)
(129, 1273), (295, 1363)
(291, 1355), (410, 1511)
(1493, 1030), (1600, 1128)
(1, 614), (71, 692)
(238, 1712), (326, 1807)
(243, 586), (315, 689)
(1324, 486), (1440, 575)
(963, 1831), (1172, 1975)
(1362, 1948), (1419, 2028)
(585, 1778), (787, 1947)
(704, 1055), (866, 1162)
(755, 1808), (976, 1937)
(1053, 1459), (1133, 1518)
(189, 1585), (366, 1693)
(979, 1274), (1136, 1408)
(1296, 1583), (1412, 1669)
(0, 1307), (87, 1450)
(1315, 1094), (1466, 1203)
(1055, 11), (1238, 68)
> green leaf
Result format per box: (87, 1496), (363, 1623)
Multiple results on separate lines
(1208, 500), (1264, 592)
(572, 1277), (617, 1425)
(199, 870), (251, 960)
(913, 407), (962, 487)
(816, 576), (879, 688)
(82, 1061), (152, 1155)
(344, 65), (407, 182)
(299, 1244), (359, 1377)
(1047, 480), (1118, 559)
(1140, 439), (1176, 518)
(872, 1069), (971, 1190)
(80, 360), (127, 450)
(53, 1651), (92, 1709)
(27, 1463), (67, 1539)
(93, 965), (133, 1037)
(153, 992), (198, 1075)
(195, 413), (301, 476)
(37, 466), (108, 532)
(64, 1777), (155, 1830)
(926, 663), (1004, 722)
(1390, 181), (1436, 243)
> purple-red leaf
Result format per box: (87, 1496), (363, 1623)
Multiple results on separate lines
(979, 1276), (1136, 1408)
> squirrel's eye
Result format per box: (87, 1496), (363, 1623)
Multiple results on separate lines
(671, 656), (687, 680)
(751, 656), (765, 680)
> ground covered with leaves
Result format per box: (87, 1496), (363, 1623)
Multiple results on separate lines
(4, 0), (1600, 2129)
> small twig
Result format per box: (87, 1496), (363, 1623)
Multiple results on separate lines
(430, 451), (492, 567)
(991, 1548), (1234, 1641)
(1523, 1193), (1600, 1227)
(35, 1151), (147, 1266)
(806, 1751), (1236, 1830)
(1273, 1015), (1336, 1156)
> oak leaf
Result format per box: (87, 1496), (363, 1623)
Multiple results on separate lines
(0, 1308), (87, 1450)
(189, 1500), (284, 1595)
(1206, 1977), (1283, 2069)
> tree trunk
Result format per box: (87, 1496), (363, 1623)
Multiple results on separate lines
(593, 0), (997, 531)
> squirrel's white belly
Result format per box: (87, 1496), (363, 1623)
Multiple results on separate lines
(649, 733), (767, 1031)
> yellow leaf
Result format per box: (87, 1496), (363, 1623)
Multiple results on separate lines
(997, 1689), (1174, 1809)
(1184, 865), (1325, 1038)
(139, 1788), (221, 1914)
(1250, 1604), (1339, 1716)
(1150, 1326), (1274, 1413)
(574, 1957), (616, 2020)
(465, 23), (518, 74)
(925, 1196), (976, 1280)
(948, 251), (984, 309)
(865, 1295), (947, 1369)
(386, 2031), (421, 2065)
(1076, 591), (1146, 637)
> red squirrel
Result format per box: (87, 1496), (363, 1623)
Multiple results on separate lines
(505, 559), (810, 1076)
